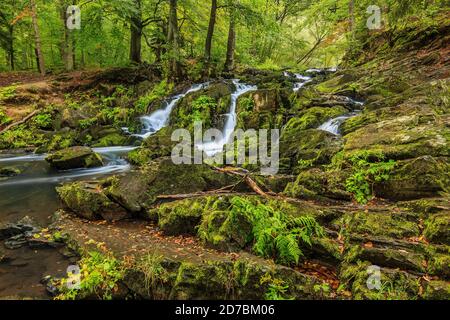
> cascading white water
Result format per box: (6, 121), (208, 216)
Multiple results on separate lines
(134, 82), (210, 139)
(317, 112), (359, 135)
(197, 79), (257, 156)
(293, 74), (312, 92)
(318, 98), (364, 135)
(283, 72), (312, 92)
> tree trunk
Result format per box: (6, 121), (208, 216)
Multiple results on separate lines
(348, 0), (355, 35)
(204, 0), (217, 62)
(168, 0), (182, 80)
(129, 0), (142, 64)
(30, 0), (46, 75)
(60, 0), (74, 71)
(223, 6), (236, 73)
(8, 25), (14, 70)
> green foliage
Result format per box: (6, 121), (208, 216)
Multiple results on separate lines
(190, 95), (217, 125)
(0, 125), (45, 149)
(0, 85), (17, 101)
(79, 118), (97, 130)
(33, 113), (53, 130)
(345, 151), (396, 204)
(136, 252), (169, 298)
(260, 274), (294, 300)
(135, 80), (173, 114)
(57, 251), (124, 300)
(0, 108), (12, 126)
(174, 95), (218, 129)
(222, 197), (323, 265)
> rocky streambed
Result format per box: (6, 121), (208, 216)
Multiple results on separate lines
(0, 22), (449, 300)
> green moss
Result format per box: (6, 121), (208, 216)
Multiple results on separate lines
(92, 133), (128, 147)
(427, 250), (450, 278)
(332, 211), (419, 239)
(283, 168), (351, 201)
(0, 125), (46, 149)
(424, 213), (450, 245)
(0, 108), (12, 126)
(422, 280), (450, 300)
(156, 199), (205, 236)
(339, 261), (420, 300)
(283, 106), (347, 132)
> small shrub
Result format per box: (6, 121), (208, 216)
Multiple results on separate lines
(57, 251), (124, 300)
(135, 80), (173, 114)
(345, 151), (396, 204)
(33, 113), (53, 130)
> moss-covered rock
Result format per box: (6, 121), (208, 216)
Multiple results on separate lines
(127, 127), (175, 166)
(0, 166), (21, 177)
(236, 89), (287, 130)
(331, 211), (420, 239)
(279, 128), (343, 174)
(283, 168), (351, 201)
(124, 257), (325, 300)
(424, 213), (450, 245)
(427, 250), (450, 279)
(152, 199), (205, 236)
(343, 114), (449, 160)
(339, 261), (420, 300)
(56, 182), (130, 221)
(374, 156), (450, 201)
(422, 280), (450, 300)
(106, 158), (240, 214)
(45, 146), (103, 170)
(91, 132), (130, 147)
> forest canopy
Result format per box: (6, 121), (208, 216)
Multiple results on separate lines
(0, 0), (447, 77)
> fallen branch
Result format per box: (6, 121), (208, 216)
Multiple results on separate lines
(157, 191), (255, 201)
(0, 110), (38, 133)
(211, 166), (269, 196)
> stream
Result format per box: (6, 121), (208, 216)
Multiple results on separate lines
(0, 72), (363, 299)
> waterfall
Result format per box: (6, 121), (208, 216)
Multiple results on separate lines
(293, 74), (312, 92)
(283, 72), (312, 92)
(197, 79), (257, 156)
(317, 113), (359, 135)
(134, 82), (210, 139)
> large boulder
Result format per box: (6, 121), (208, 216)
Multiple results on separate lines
(170, 81), (234, 130)
(106, 157), (240, 214)
(373, 156), (449, 201)
(279, 129), (343, 174)
(46, 146), (103, 170)
(56, 182), (130, 221)
(236, 89), (287, 130)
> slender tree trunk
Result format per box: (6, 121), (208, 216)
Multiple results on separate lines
(8, 25), (14, 70)
(129, 0), (142, 63)
(30, 0), (46, 75)
(224, 6), (236, 73)
(60, 0), (74, 71)
(348, 0), (355, 35)
(168, 0), (182, 80)
(204, 0), (217, 62)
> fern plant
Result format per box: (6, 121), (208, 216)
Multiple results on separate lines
(229, 197), (324, 265)
(345, 151), (396, 204)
